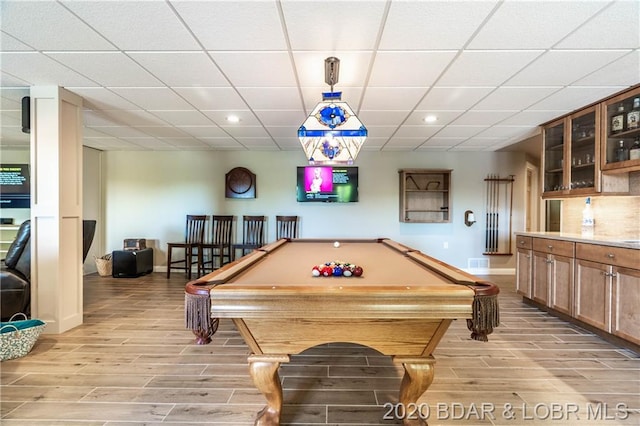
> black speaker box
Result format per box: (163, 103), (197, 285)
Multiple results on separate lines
(112, 248), (154, 278)
(21, 96), (30, 134)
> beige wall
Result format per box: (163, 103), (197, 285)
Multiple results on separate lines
(102, 149), (529, 272)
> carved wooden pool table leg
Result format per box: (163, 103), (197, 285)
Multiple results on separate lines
(249, 354), (290, 426)
(394, 356), (436, 426)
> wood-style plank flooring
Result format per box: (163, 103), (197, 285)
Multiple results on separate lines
(1, 272), (638, 425)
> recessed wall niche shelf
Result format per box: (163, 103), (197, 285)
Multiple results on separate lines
(399, 169), (451, 223)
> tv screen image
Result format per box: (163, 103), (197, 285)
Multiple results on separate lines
(0, 164), (30, 209)
(296, 166), (358, 203)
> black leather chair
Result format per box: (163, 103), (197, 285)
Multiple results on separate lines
(0, 219), (97, 320)
(0, 220), (32, 320)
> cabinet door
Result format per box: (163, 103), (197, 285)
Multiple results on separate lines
(549, 254), (574, 315)
(601, 85), (640, 173)
(575, 259), (611, 331)
(568, 107), (599, 193)
(398, 169), (451, 223)
(516, 247), (532, 298)
(543, 119), (566, 195)
(532, 251), (550, 305)
(611, 266), (640, 345)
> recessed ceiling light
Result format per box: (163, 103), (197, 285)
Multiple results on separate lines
(226, 115), (240, 123)
(424, 115), (437, 123)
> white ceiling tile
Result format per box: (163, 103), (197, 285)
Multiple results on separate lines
(468, 1), (610, 49)
(556, 1), (640, 49)
(530, 86), (629, 111)
(473, 87), (562, 110)
(119, 137), (176, 150)
(404, 111), (464, 126)
(0, 72), (30, 87)
(222, 126), (270, 138)
(1, 53), (98, 87)
(367, 126), (401, 138)
(300, 87), (365, 112)
(84, 137), (146, 150)
(358, 110), (410, 127)
(417, 87), (496, 110)
(199, 138), (245, 149)
(63, 1), (200, 50)
(361, 88), (426, 111)
(85, 125), (152, 138)
(253, 111), (305, 127)
(176, 126), (228, 138)
(420, 138), (462, 147)
(70, 88), (140, 111)
(172, 1), (287, 50)
(210, 52), (296, 87)
(150, 110), (215, 126)
(159, 137), (209, 149)
(0, 32), (35, 51)
(133, 126), (190, 138)
(380, 1), (499, 49)
(436, 125), (489, 138)
(175, 88), (248, 110)
(267, 126), (300, 138)
(475, 126), (535, 139)
(128, 52), (230, 87)
(369, 51), (456, 87)
(506, 50), (632, 86)
(450, 110), (518, 126)
(46, 52), (162, 87)
(456, 137), (503, 147)
(98, 110), (168, 127)
(1, 0), (116, 50)
(392, 126), (442, 139)
(109, 88), (192, 110)
(382, 138), (425, 150)
(237, 87), (303, 110)
(283, 1), (387, 50)
(438, 51), (544, 86)
(574, 51), (640, 87)
(201, 110), (260, 126)
(236, 137), (279, 150)
(499, 110), (567, 126)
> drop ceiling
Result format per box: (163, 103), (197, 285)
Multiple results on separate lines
(1, 0), (638, 153)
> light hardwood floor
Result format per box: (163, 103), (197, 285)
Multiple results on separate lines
(1, 273), (638, 425)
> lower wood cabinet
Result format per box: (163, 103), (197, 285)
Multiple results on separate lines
(515, 236), (532, 298)
(520, 234), (640, 348)
(531, 238), (575, 315)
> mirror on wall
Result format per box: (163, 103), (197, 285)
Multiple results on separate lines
(545, 200), (562, 232)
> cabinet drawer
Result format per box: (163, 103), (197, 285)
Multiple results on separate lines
(576, 243), (640, 269)
(516, 235), (532, 249)
(532, 238), (575, 257)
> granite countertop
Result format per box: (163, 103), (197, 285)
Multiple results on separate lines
(515, 231), (640, 250)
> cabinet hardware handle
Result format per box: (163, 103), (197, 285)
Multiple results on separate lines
(547, 245), (553, 249)
(607, 254), (615, 258)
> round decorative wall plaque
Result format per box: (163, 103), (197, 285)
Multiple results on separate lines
(225, 167), (256, 199)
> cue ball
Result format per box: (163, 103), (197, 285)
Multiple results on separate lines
(334, 241), (340, 248)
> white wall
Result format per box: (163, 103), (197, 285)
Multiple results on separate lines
(103, 149), (527, 272)
(82, 147), (102, 273)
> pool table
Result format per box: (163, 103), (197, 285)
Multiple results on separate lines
(185, 238), (499, 426)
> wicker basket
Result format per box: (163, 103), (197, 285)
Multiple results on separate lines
(95, 254), (113, 277)
(1, 314), (46, 361)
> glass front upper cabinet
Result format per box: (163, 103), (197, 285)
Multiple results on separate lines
(601, 85), (640, 173)
(543, 119), (565, 195)
(568, 106), (598, 193)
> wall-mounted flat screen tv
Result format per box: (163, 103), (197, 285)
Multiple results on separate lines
(0, 164), (30, 208)
(296, 166), (358, 203)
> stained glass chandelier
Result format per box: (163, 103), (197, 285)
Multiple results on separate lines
(298, 57), (367, 165)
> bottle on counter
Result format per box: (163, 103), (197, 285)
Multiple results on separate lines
(615, 140), (629, 162)
(630, 137), (640, 160)
(611, 104), (625, 134)
(627, 97), (640, 130)
(581, 197), (595, 238)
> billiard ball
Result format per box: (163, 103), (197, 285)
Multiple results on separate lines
(333, 266), (343, 276)
(334, 241), (340, 248)
(353, 266), (363, 277)
(312, 266), (320, 277)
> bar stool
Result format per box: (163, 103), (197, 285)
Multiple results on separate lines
(276, 215), (299, 239)
(166, 215), (207, 279)
(231, 215), (266, 260)
(200, 215), (234, 275)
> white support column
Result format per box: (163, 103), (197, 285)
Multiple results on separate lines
(30, 86), (84, 334)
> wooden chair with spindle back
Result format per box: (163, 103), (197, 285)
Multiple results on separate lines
(231, 215), (266, 260)
(276, 215), (299, 240)
(166, 214), (207, 279)
(200, 215), (234, 275)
